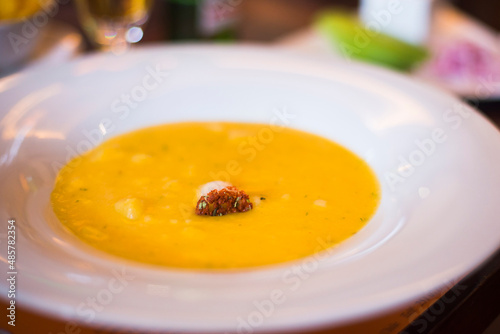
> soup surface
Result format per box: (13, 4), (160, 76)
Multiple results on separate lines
(51, 122), (380, 269)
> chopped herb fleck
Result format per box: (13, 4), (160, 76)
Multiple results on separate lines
(79, 188), (88, 191)
(306, 212), (309, 216)
(260, 197), (266, 200)
(198, 201), (207, 210)
(212, 208), (217, 216)
(75, 199), (80, 203)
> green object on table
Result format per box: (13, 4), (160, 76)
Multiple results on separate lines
(315, 11), (428, 71)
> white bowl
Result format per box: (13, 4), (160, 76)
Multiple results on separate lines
(0, 18), (43, 72)
(1, 45), (500, 333)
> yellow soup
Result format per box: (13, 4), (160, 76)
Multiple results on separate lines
(51, 122), (380, 269)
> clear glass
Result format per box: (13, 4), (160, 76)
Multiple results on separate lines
(75, 0), (153, 54)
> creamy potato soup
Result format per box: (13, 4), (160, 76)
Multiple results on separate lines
(51, 122), (380, 269)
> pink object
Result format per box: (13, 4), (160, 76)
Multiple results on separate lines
(432, 41), (500, 79)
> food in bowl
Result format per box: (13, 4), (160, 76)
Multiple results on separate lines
(0, 0), (47, 21)
(51, 122), (380, 269)
(0, 0), (51, 71)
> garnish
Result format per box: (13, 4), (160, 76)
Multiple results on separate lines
(195, 182), (253, 216)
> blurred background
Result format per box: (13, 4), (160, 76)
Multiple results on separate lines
(8, 0), (499, 46)
(2, 0), (500, 122)
(2, 0), (500, 108)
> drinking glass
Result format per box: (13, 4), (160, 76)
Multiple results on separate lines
(75, 0), (153, 54)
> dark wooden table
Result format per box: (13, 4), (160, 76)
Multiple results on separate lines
(403, 250), (500, 334)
